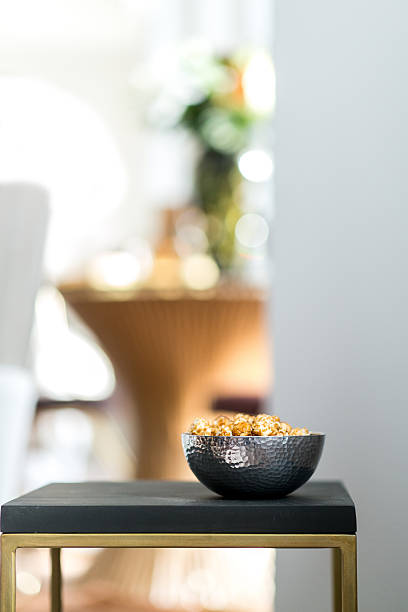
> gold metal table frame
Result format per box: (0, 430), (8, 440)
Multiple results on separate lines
(1, 532), (357, 612)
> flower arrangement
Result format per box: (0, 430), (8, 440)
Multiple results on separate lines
(132, 43), (275, 274)
(177, 48), (275, 270)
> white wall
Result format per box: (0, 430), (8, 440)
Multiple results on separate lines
(274, 1), (408, 610)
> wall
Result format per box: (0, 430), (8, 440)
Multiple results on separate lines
(274, 1), (408, 610)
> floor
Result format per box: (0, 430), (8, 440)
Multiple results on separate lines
(18, 582), (184, 612)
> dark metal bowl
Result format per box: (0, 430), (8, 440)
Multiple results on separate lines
(181, 433), (325, 498)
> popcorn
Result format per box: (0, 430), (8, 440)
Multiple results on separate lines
(232, 420), (252, 436)
(256, 413), (280, 423)
(187, 414), (310, 436)
(252, 415), (280, 437)
(213, 415), (231, 428)
(214, 424), (233, 436)
(290, 427), (310, 436)
(233, 413), (252, 422)
(277, 422), (292, 435)
(255, 413), (269, 421)
(231, 412), (253, 436)
(189, 417), (213, 436)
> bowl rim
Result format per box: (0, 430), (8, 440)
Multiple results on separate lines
(181, 432), (325, 438)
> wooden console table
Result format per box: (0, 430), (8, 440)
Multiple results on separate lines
(59, 285), (271, 480)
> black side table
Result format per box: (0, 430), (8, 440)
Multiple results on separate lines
(0, 480), (357, 611)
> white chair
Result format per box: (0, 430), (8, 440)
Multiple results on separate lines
(0, 183), (49, 503)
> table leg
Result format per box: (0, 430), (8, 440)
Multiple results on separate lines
(1, 536), (16, 612)
(332, 547), (342, 612)
(340, 538), (358, 612)
(50, 548), (62, 612)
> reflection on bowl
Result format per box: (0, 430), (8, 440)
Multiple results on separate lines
(181, 433), (325, 499)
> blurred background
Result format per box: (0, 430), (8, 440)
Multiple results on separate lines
(0, 1), (275, 610)
(2, 1), (407, 611)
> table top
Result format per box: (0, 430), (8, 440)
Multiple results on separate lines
(59, 282), (266, 304)
(1, 480), (356, 535)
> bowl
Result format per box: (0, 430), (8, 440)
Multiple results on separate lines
(181, 433), (325, 498)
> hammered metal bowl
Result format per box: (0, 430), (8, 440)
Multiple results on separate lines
(181, 433), (325, 498)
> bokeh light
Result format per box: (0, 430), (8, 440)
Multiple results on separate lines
(16, 571), (41, 596)
(181, 254), (220, 290)
(242, 50), (276, 115)
(86, 251), (148, 290)
(238, 150), (274, 182)
(175, 224), (209, 257)
(235, 213), (270, 249)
